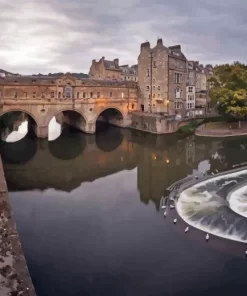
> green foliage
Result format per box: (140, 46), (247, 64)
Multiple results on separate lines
(209, 62), (247, 121)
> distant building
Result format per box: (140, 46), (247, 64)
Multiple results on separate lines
(120, 64), (138, 82)
(187, 61), (213, 115)
(138, 38), (187, 115)
(88, 57), (122, 80)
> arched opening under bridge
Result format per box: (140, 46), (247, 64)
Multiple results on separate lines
(0, 111), (37, 142)
(96, 108), (125, 133)
(48, 110), (87, 141)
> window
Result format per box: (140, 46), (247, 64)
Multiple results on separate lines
(188, 94), (194, 101)
(157, 85), (160, 90)
(51, 92), (54, 98)
(132, 104), (135, 109)
(157, 94), (160, 98)
(24, 92), (27, 98)
(90, 92), (93, 98)
(153, 85), (155, 90)
(147, 69), (150, 77)
(153, 61), (156, 68)
(175, 101), (183, 109)
(175, 87), (181, 99)
(175, 73), (182, 83)
(33, 92), (36, 98)
(200, 94), (202, 98)
(110, 92), (113, 97)
(83, 92), (86, 98)
(58, 92), (61, 98)
(0, 91), (1, 98)
(97, 92), (100, 98)
(32, 80), (36, 83)
(153, 94), (155, 98)
(153, 78), (155, 83)
(42, 92), (45, 98)
(188, 86), (193, 92)
(14, 92), (17, 98)
(146, 85), (150, 91)
(64, 85), (72, 98)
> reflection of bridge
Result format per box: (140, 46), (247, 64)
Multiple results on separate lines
(0, 129), (222, 209)
(0, 74), (138, 137)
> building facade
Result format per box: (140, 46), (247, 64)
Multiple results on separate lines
(120, 65), (138, 82)
(88, 57), (122, 80)
(137, 39), (187, 115)
(187, 61), (213, 115)
(89, 58), (138, 82)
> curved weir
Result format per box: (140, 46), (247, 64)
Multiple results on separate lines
(175, 168), (247, 243)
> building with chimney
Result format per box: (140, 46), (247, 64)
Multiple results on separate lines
(137, 38), (187, 115)
(89, 57), (122, 80)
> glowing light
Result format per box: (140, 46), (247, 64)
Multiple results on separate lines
(166, 159), (170, 163)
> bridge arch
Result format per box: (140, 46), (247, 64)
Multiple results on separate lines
(48, 108), (88, 139)
(0, 109), (39, 126)
(94, 107), (126, 132)
(0, 109), (39, 141)
(94, 107), (125, 122)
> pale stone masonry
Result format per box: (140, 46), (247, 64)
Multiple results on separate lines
(137, 39), (187, 115)
(89, 57), (138, 82)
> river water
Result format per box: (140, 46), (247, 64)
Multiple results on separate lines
(1, 113), (247, 296)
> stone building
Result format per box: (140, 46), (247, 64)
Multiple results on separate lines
(187, 61), (213, 115)
(88, 57), (122, 80)
(120, 64), (138, 82)
(137, 38), (187, 115)
(89, 58), (138, 82)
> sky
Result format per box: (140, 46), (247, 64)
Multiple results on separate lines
(0, 0), (245, 75)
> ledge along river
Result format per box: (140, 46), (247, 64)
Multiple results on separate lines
(2, 113), (247, 296)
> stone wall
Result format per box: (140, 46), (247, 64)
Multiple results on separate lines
(0, 155), (36, 295)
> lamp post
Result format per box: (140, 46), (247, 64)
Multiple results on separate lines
(149, 51), (154, 113)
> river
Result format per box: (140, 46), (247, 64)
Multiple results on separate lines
(1, 113), (247, 296)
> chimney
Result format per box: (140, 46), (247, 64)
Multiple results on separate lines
(113, 58), (119, 66)
(140, 41), (150, 52)
(157, 38), (163, 46)
(92, 59), (96, 64)
(101, 56), (105, 61)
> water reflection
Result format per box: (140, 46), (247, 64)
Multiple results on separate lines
(4, 128), (247, 296)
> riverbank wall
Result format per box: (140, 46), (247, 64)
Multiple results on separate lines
(0, 155), (36, 295)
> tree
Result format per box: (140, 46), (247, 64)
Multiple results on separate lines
(209, 62), (247, 127)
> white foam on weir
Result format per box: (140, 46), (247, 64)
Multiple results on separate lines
(48, 117), (62, 141)
(229, 185), (247, 218)
(6, 121), (28, 142)
(176, 169), (247, 243)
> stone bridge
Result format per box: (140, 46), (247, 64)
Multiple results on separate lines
(0, 74), (138, 138)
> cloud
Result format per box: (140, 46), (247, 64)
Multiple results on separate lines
(0, 0), (246, 74)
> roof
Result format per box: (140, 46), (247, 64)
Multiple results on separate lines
(0, 75), (137, 87)
(168, 45), (187, 61)
(103, 60), (121, 71)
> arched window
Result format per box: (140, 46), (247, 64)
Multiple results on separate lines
(64, 84), (72, 98)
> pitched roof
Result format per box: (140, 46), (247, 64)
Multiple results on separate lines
(103, 60), (121, 71)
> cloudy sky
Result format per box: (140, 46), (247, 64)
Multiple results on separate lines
(0, 0), (245, 74)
